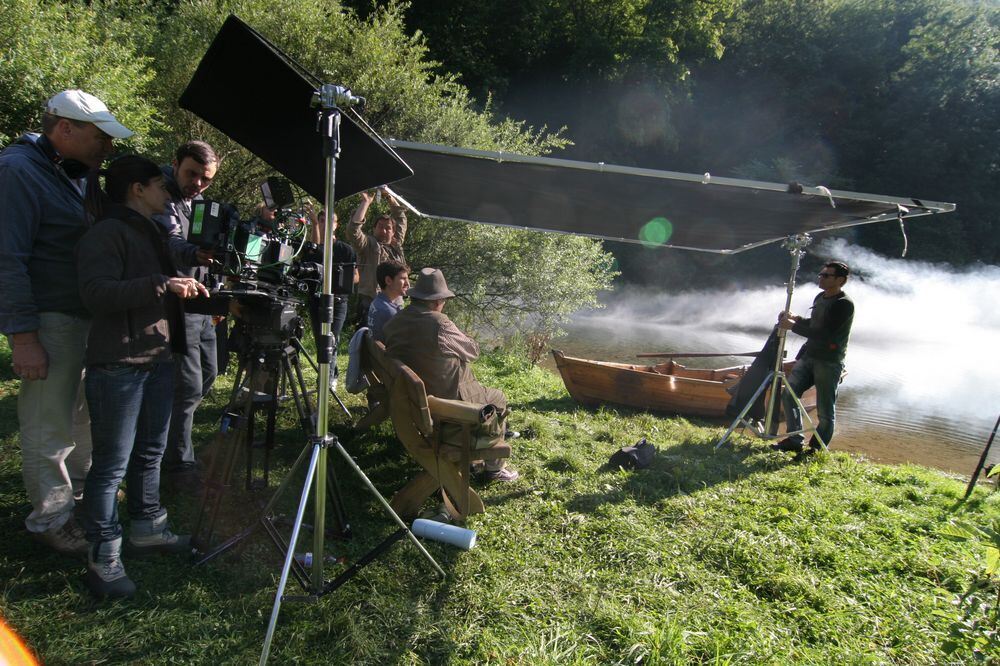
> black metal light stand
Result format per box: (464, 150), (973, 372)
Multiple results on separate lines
(259, 84), (444, 666)
(715, 233), (827, 451)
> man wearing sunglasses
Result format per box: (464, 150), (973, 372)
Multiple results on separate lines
(773, 261), (854, 454)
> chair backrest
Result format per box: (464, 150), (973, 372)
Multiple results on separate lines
(392, 363), (434, 437)
(363, 332), (395, 386)
(365, 332), (434, 437)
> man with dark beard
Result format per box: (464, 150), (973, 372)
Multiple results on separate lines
(152, 141), (220, 489)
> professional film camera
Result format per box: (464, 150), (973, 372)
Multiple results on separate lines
(186, 176), (353, 343)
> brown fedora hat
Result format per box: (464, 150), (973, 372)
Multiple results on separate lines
(408, 267), (455, 300)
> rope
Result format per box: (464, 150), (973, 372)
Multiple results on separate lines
(897, 204), (910, 257)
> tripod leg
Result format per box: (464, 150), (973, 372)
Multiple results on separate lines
(715, 372), (775, 450)
(330, 388), (352, 418)
(193, 360), (255, 552)
(291, 337), (352, 418)
(324, 465), (350, 539)
(283, 351), (313, 432)
(196, 431), (316, 568)
(777, 374), (827, 449)
(260, 443), (322, 666)
(330, 439), (444, 578)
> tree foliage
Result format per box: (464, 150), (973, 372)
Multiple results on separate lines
(362, 0), (997, 280)
(344, 0), (738, 164)
(0, 0), (616, 345)
(0, 0), (161, 148)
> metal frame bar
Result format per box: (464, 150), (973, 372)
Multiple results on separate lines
(384, 139), (955, 255)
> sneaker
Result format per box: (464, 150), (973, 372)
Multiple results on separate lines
(418, 504), (452, 524)
(504, 430), (521, 440)
(808, 436), (825, 452)
(86, 537), (136, 599)
(770, 437), (804, 453)
(481, 467), (520, 483)
(128, 514), (192, 557)
(32, 517), (88, 557)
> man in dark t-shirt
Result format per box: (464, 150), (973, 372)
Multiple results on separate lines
(773, 261), (855, 453)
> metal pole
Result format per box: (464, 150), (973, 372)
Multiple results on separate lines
(331, 440), (445, 578)
(260, 443), (321, 665)
(965, 412), (1000, 501)
(311, 101), (340, 591)
(763, 234), (810, 435)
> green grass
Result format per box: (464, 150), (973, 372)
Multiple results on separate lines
(0, 337), (996, 664)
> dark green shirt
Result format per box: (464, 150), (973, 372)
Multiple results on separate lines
(791, 291), (854, 363)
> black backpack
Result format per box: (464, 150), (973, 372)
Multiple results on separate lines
(608, 437), (656, 470)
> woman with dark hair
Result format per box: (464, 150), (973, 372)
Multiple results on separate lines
(77, 155), (208, 598)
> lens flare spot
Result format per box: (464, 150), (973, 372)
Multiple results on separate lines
(639, 217), (673, 247)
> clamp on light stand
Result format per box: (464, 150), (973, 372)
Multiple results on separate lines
(715, 233), (827, 451)
(260, 84), (443, 666)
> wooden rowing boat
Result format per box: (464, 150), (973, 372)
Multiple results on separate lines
(551, 349), (816, 419)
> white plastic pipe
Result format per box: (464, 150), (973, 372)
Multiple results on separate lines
(411, 519), (477, 550)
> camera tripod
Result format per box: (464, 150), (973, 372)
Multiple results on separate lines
(191, 328), (351, 581)
(715, 233), (827, 451)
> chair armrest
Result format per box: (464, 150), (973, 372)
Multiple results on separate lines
(427, 395), (492, 425)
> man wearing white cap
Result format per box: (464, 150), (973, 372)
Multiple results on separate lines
(0, 89), (132, 556)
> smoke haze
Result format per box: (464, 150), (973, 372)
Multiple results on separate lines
(562, 241), (1000, 472)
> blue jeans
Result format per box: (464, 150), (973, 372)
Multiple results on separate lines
(782, 356), (843, 446)
(82, 361), (174, 544)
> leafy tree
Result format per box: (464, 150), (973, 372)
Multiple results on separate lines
(0, 0), (161, 149)
(405, 220), (618, 348)
(347, 0), (738, 164)
(672, 0), (999, 267)
(144, 0), (614, 342)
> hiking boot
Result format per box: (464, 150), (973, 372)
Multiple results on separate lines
(770, 437), (804, 453)
(32, 517), (88, 557)
(86, 537), (136, 599)
(128, 513), (191, 557)
(481, 467), (520, 483)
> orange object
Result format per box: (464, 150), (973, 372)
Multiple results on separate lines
(0, 616), (38, 666)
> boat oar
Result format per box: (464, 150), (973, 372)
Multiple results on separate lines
(964, 411), (1000, 501)
(636, 351), (759, 359)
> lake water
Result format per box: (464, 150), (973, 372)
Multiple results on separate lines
(542, 240), (1000, 476)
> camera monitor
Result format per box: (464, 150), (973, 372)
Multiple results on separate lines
(261, 176), (295, 210)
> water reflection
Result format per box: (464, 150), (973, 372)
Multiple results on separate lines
(548, 241), (1000, 475)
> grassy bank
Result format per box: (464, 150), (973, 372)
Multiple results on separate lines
(0, 338), (996, 664)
